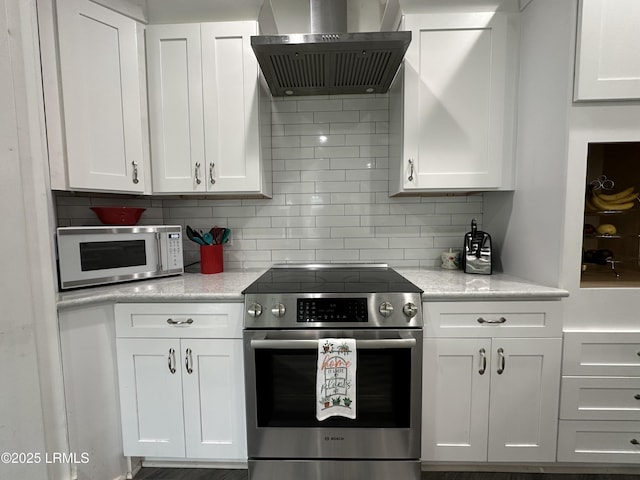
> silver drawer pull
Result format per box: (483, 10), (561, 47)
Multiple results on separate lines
(478, 348), (487, 375)
(477, 317), (507, 324)
(185, 348), (193, 374)
(168, 348), (176, 374)
(631, 439), (639, 446)
(497, 347), (505, 375)
(167, 318), (194, 326)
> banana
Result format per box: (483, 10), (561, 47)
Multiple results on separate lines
(597, 186), (635, 202)
(585, 197), (598, 212)
(590, 192), (636, 211)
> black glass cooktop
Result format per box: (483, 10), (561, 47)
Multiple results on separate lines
(242, 264), (423, 294)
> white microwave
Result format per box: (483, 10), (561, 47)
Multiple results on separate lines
(56, 225), (184, 290)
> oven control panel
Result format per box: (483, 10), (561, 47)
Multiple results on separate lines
(297, 298), (368, 323)
(244, 293), (423, 329)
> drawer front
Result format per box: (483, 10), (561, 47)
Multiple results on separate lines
(563, 332), (640, 376)
(561, 376), (640, 421)
(557, 420), (640, 463)
(424, 300), (562, 338)
(115, 303), (243, 338)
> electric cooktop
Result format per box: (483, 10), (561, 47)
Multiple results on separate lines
(242, 264), (423, 295)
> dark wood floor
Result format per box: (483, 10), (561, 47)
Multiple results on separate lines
(134, 469), (640, 480)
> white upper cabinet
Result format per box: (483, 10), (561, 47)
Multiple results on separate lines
(56, 0), (148, 193)
(575, 0), (640, 101)
(146, 24), (205, 192)
(389, 12), (516, 194)
(147, 21), (272, 196)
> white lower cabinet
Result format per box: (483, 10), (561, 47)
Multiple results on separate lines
(558, 331), (640, 463)
(422, 301), (563, 463)
(115, 303), (246, 461)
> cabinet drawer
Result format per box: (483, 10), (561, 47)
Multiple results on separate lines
(563, 332), (640, 376)
(560, 376), (640, 421)
(115, 303), (243, 338)
(557, 420), (640, 463)
(424, 301), (562, 337)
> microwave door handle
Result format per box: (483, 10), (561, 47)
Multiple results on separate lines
(155, 232), (162, 271)
(250, 338), (416, 350)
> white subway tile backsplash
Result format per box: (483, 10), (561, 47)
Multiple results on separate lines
(257, 239), (300, 250)
(315, 146), (360, 158)
(297, 99), (343, 112)
(300, 238), (345, 250)
(54, 93), (483, 270)
(300, 135), (346, 147)
(271, 216), (316, 228)
(314, 111), (359, 123)
(272, 250), (316, 262)
(315, 216), (360, 227)
(272, 112), (314, 125)
(272, 147), (315, 160)
(343, 98), (388, 111)
(299, 204), (345, 217)
(329, 123), (376, 135)
(316, 249), (359, 261)
(284, 124), (329, 136)
(272, 182), (315, 194)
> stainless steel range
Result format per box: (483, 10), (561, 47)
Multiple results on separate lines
(242, 264), (423, 480)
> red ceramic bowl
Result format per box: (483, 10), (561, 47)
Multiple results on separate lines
(90, 206), (146, 226)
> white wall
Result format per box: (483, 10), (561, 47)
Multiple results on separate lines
(0, 1), (68, 479)
(484, 0), (576, 287)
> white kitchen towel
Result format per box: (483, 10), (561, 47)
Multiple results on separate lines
(316, 338), (357, 421)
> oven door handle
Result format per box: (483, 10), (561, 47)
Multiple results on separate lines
(250, 338), (416, 350)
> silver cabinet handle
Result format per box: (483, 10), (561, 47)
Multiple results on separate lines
(497, 347), (505, 375)
(631, 439), (640, 445)
(185, 348), (193, 374)
(478, 348), (487, 375)
(477, 317), (507, 324)
(408, 159), (414, 182)
(132, 161), (139, 184)
(209, 162), (216, 185)
(166, 318), (194, 326)
(168, 348), (176, 374)
(195, 162), (202, 185)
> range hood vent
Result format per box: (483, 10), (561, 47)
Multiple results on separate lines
(252, 0), (411, 97)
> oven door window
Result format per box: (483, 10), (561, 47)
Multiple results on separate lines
(254, 348), (411, 428)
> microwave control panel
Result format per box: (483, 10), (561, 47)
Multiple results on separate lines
(166, 232), (183, 269)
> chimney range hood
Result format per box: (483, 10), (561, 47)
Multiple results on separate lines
(252, 0), (411, 97)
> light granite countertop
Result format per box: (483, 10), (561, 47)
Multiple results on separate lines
(56, 268), (568, 309)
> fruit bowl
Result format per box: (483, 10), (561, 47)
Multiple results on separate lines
(90, 206), (146, 225)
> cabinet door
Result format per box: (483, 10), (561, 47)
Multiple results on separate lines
(401, 13), (508, 191)
(575, 0), (640, 100)
(201, 21), (262, 193)
(116, 338), (186, 457)
(488, 338), (561, 462)
(147, 24), (206, 193)
(182, 339), (247, 459)
(57, 0), (146, 192)
(422, 338), (491, 461)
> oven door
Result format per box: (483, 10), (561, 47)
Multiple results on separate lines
(244, 328), (422, 459)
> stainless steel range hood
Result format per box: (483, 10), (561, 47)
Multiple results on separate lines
(252, 0), (411, 97)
